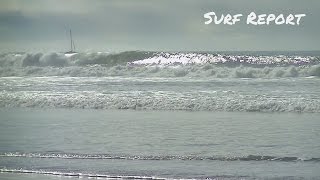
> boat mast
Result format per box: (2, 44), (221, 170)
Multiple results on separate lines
(72, 39), (76, 52)
(70, 29), (73, 52)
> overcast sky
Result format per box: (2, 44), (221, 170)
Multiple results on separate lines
(0, 0), (319, 52)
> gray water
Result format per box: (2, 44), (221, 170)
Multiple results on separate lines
(1, 77), (320, 112)
(0, 109), (320, 179)
(0, 60), (320, 179)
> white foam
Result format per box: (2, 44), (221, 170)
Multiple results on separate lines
(0, 89), (319, 112)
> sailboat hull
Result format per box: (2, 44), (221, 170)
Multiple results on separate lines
(64, 51), (78, 57)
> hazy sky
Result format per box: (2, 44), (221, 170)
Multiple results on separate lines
(0, 0), (319, 52)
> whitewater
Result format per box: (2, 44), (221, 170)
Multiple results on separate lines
(0, 51), (320, 78)
(0, 51), (319, 112)
(0, 51), (320, 180)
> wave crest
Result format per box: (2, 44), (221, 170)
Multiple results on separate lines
(1, 63), (320, 78)
(0, 89), (319, 112)
(0, 51), (320, 78)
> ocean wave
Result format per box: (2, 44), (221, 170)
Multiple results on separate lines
(1, 152), (318, 162)
(0, 63), (320, 78)
(0, 168), (254, 180)
(0, 90), (319, 112)
(0, 51), (319, 78)
(0, 51), (155, 67)
(0, 168), (169, 180)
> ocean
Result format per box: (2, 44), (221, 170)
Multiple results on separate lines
(0, 51), (320, 180)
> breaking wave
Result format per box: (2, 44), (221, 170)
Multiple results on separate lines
(0, 51), (319, 78)
(0, 90), (319, 112)
(1, 152), (319, 162)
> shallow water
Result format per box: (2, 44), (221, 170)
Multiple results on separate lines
(0, 109), (319, 179)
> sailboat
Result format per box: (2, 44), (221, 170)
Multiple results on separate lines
(64, 29), (77, 56)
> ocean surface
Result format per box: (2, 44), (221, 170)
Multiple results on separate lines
(0, 51), (320, 179)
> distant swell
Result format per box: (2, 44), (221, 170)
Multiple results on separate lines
(0, 51), (320, 78)
(1, 152), (319, 162)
